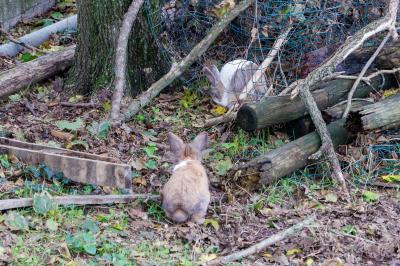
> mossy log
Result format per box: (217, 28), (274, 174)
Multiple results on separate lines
(236, 119), (351, 185)
(236, 74), (396, 131)
(347, 93), (400, 131)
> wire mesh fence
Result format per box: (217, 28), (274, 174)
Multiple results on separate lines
(143, 0), (391, 100)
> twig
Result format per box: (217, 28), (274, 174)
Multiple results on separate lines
(342, 32), (392, 118)
(110, 0), (144, 124)
(204, 27), (292, 127)
(369, 181), (400, 188)
(60, 102), (98, 108)
(0, 28), (47, 54)
(207, 216), (315, 265)
(123, 0), (252, 122)
(337, 67), (400, 81)
(0, 194), (160, 211)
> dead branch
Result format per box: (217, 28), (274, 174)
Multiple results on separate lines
(0, 45), (75, 99)
(0, 194), (159, 211)
(0, 28), (48, 54)
(204, 27), (292, 127)
(60, 102), (98, 108)
(342, 32), (392, 118)
(290, 0), (398, 188)
(110, 0), (145, 124)
(337, 67), (400, 82)
(207, 216), (315, 265)
(123, 0), (252, 122)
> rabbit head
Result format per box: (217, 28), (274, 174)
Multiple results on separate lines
(161, 132), (210, 224)
(168, 132), (208, 162)
(203, 64), (226, 105)
(203, 60), (267, 108)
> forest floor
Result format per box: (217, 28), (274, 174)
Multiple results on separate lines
(0, 1), (399, 266)
(0, 74), (399, 266)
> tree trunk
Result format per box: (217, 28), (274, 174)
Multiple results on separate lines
(71, 0), (168, 95)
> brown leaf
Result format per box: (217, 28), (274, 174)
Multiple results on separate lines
(128, 208), (148, 220)
(50, 129), (74, 142)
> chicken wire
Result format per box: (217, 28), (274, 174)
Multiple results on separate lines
(142, 0), (391, 96)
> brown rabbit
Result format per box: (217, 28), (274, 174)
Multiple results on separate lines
(161, 132), (210, 224)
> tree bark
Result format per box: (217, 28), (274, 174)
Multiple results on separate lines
(347, 93), (400, 131)
(71, 0), (168, 95)
(236, 74), (396, 131)
(235, 119), (352, 185)
(0, 45), (75, 99)
(111, 0), (145, 123)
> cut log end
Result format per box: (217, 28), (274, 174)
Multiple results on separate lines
(236, 105), (259, 131)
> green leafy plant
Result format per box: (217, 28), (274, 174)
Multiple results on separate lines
(362, 191), (380, 203)
(179, 89), (198, 109)
(215, 157), (233, 176)
(66, 231), (97, 255)
(4, 212), (29, 231)
(55, 118), (84, 131)
(19, 52), (38, 62)
(8, 94), (22, 102)
(0, 154), (11, 168)
(87, 121), (110, 140)
(145, 159), (157, 170)
(33, 191), (58, 215)
(341, 224), (358, 236)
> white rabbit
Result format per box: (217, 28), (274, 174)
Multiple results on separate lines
(203, 59), (267, 108)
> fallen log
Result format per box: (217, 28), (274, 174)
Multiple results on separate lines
(0, 45), (75, 99)
(347, 93), (400, 131)
(236, 74), (396, 131)
(235, 119), (352, 185)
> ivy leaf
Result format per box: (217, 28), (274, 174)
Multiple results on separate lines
(46, 218), (59, 231)
(50, 12), (64, 20)
(33, 191), (58, 215)
(66, 231), (97, 255)
(87, 121), (110, 140)
(8, 94), (22, 102)
(362, 191), (380, 203)
(145, 159), (157, 170)
(4, 212), (29, 231)
(68, 95), (84, 103)
(215, 157), (233, 176)
(55, 118), (84, 131)
(19, 52), (38, 62)
(81, 219), (99, 234)
(341, 224), (357, 235)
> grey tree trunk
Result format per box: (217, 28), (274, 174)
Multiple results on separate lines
(71, 0), (168, 95)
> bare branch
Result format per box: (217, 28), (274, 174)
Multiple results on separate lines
(207, 217), (315, 265)
(110, 0), (145, 124)
(342, 32), (392, 118)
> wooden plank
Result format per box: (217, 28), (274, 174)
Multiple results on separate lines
(0, 137), (118, 163)
(0, 144), (132, 189)
(0, 194), (159, 211)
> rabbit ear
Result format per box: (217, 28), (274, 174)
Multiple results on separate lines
(191, 132), (208, 152)
(210, 64), (221, 81)
(167, 132), (185, 155)
(203, 66), (216, 85)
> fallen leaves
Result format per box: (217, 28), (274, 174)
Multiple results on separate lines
(51, 129), (74, 142)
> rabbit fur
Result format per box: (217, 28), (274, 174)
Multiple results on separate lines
(161, 132), (210, 224)
(203, 59), (267, 108)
